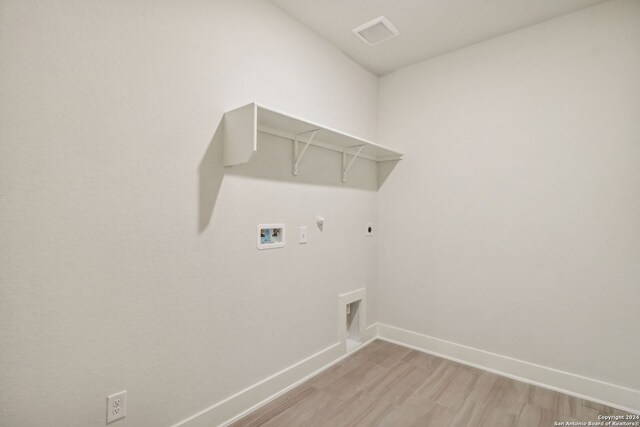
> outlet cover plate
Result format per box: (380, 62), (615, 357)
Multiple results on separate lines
(107, 391), (127, 423)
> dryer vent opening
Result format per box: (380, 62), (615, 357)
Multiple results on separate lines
(346, 300), (362, 351)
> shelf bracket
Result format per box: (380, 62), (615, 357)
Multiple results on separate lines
(342, 145), (365, 183)
(293, 129), (319, 176)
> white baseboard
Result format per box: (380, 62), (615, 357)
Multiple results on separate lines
(377, 323), (640, 414)
(172, 324), (379, 427)
(173, 322), (637, 426)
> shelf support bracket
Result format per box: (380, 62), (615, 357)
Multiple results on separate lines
(342, 145), (365, 183)
(293, 129), (319, 176)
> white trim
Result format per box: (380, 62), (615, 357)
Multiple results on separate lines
(376, 323), (640, 415)
(173, 322), (638, 426)
(172, 324), (378, 427)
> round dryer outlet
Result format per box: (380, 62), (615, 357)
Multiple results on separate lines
(365, 223), (374, 236)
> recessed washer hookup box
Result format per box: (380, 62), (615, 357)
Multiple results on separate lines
(257, 224), (285, 250)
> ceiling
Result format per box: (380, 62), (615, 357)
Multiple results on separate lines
(267, 0), (608, 75)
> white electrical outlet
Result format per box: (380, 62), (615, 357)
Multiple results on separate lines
(107, 391), (127, 423)
(365, 223), (374, 236)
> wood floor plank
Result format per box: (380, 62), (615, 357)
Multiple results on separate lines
(464, 370), (502, 404)
(414, 360), (460, 400)
(483, 376), (530, 416)
(419, 365), (480, 410)
(448, 397), (520, 427)
(231, 340), (633, 426)
(321, 361), (388, 400)
(526, 384), (558, 411)
(370, 398), (447, 427)
(366, 340), (413, 368)
(401, 349), (445, 374)
(301, 349), (371, 391)
(259, 388), (340, 427)
(314, 391), (393, 427)
(516, 404), (558, 427)
(229, 386), (317, 427)
(583, 399), (631, 416)
(557, 393), (601, 420)
(365, 361), (433, 405)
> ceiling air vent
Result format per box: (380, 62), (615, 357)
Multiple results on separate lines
(352, 16), (399, 46)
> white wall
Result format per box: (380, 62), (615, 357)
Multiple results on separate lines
(3, 0), (639, 424)
(0, 1), (379, 426)
(378, 0), (640, 395)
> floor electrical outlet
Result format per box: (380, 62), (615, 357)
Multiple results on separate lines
(107, 391), (127, 423)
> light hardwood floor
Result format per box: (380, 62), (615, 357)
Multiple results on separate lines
(230, 340), (631, 427)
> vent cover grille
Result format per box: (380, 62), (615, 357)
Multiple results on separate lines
(353, 16), (399, 46)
